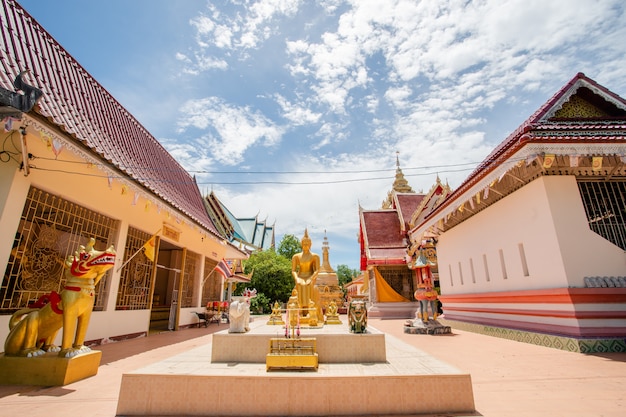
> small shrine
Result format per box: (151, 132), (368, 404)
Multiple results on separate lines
(266, 289), (318, 371)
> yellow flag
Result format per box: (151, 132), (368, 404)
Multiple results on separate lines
(142, 230), (160, 262)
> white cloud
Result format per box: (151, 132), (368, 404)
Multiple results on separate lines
(173, 0), (626, 267)
(177, 97), (286, 165)
(275, 94), (321, 125)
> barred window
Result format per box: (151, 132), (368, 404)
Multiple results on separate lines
(201, 258), (221, 306)
(180, 250), (200, 308)
(1, 187), (118, 313)
(116, 227), (155, 310)
(578, 180), (626, 250)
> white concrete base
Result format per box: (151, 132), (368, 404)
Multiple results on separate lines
(116, 320), (475, 416)
(368, 301), (419, 319)
(212, 322), (386, 363)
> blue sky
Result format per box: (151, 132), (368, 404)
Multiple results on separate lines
(18, 0), (626, 270)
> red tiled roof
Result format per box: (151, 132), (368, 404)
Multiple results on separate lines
(420, 73), (626, 225)
(395, 193), (424, 229)
(360, 210), (406, 264)
(0, 0), (220, 235)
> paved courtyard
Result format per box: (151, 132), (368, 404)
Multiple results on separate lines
(0, 316), (624, 417)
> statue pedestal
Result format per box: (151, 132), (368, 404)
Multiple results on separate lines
(404, 319), (452, 335)
(0, 350), (102, 386)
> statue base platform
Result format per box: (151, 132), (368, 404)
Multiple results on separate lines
(404, 319), (452, 335)
(324, 316), (342, 324)
(266, 316), (284, 325)
(117, 319), (475, 416)
(0, 350), (101, 386)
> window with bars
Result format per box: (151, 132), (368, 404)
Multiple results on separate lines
(578, 180), (626, 250)
(201, 258), (221, 306)
(180, 250), (200, 308)
(1, 187), (118, 313)
(115, 227), (155, 310)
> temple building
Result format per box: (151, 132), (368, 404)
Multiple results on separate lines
(204, 191), (276, 298)
(204, 191), (275, 253)
(409, 73), (626, 352)
(358, 155), (448, 318)
(0, 1), (248, 342)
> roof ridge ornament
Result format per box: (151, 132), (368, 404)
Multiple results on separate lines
(0, 70), (44, 118)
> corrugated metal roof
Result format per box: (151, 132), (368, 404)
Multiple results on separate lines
(0, 0), (220, 236)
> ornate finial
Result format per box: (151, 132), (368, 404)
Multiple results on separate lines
(302, 228), (311, 245)
(392, 152), (414, 193)
(320, 231), (334, 272)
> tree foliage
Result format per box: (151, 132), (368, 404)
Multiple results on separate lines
(336, 264), (358, 287)
(277, 234), (301, 260)
(242, 249), (293, 305)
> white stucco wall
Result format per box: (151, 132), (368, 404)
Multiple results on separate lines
(437, 175), (625, 295)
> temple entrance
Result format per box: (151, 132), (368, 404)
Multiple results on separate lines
(149, 240), (184, 333)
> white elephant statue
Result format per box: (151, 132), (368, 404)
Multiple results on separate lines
(228, 299), (250, 333)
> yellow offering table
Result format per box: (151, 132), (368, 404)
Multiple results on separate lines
(266, 337), (318, 371)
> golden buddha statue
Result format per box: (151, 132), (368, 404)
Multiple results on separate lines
(324, 299), (342, 325)
(291, 229), (321, 323)
(267, 301), (285, 325)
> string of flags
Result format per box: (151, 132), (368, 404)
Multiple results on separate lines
(23, 122), (199, 233)
(447, 151), (625, 220)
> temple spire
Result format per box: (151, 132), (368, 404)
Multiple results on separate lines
(392, 151), (414, 193)
(382, 152), (414, 208)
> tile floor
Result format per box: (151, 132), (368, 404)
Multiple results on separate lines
(0, 316), (625, 417)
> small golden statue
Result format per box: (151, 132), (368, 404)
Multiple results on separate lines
(285, 289), (300, 337)
(324, 300), (342, 325)
(267, 301), (285, 325)
(307, 300), (318, 327)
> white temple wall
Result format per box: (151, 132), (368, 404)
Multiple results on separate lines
(437, 175), (625, 296)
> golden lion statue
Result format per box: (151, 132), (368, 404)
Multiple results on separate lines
(4, 238), (116, 358)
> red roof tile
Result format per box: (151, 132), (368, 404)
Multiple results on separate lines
(395, 193), (424, 229)
(0, 1), (219, 235)
(360, 209), (407, 264)
(419, 73), (626, 226)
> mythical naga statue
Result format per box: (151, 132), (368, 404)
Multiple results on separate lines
(0, 70), (43, 116)
(4, 238), (116, 358)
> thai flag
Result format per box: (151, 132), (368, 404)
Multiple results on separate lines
(215, 259), (232, 279)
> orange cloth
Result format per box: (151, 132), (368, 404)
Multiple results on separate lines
(373, 267), (410, 302)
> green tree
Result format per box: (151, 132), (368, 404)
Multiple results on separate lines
(277, 234), (301, 260)
(336, 264), (358, 287)
(243, 249), (293, 304)
(336, 264), (358, 300)
(249, 292), (270, 314)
